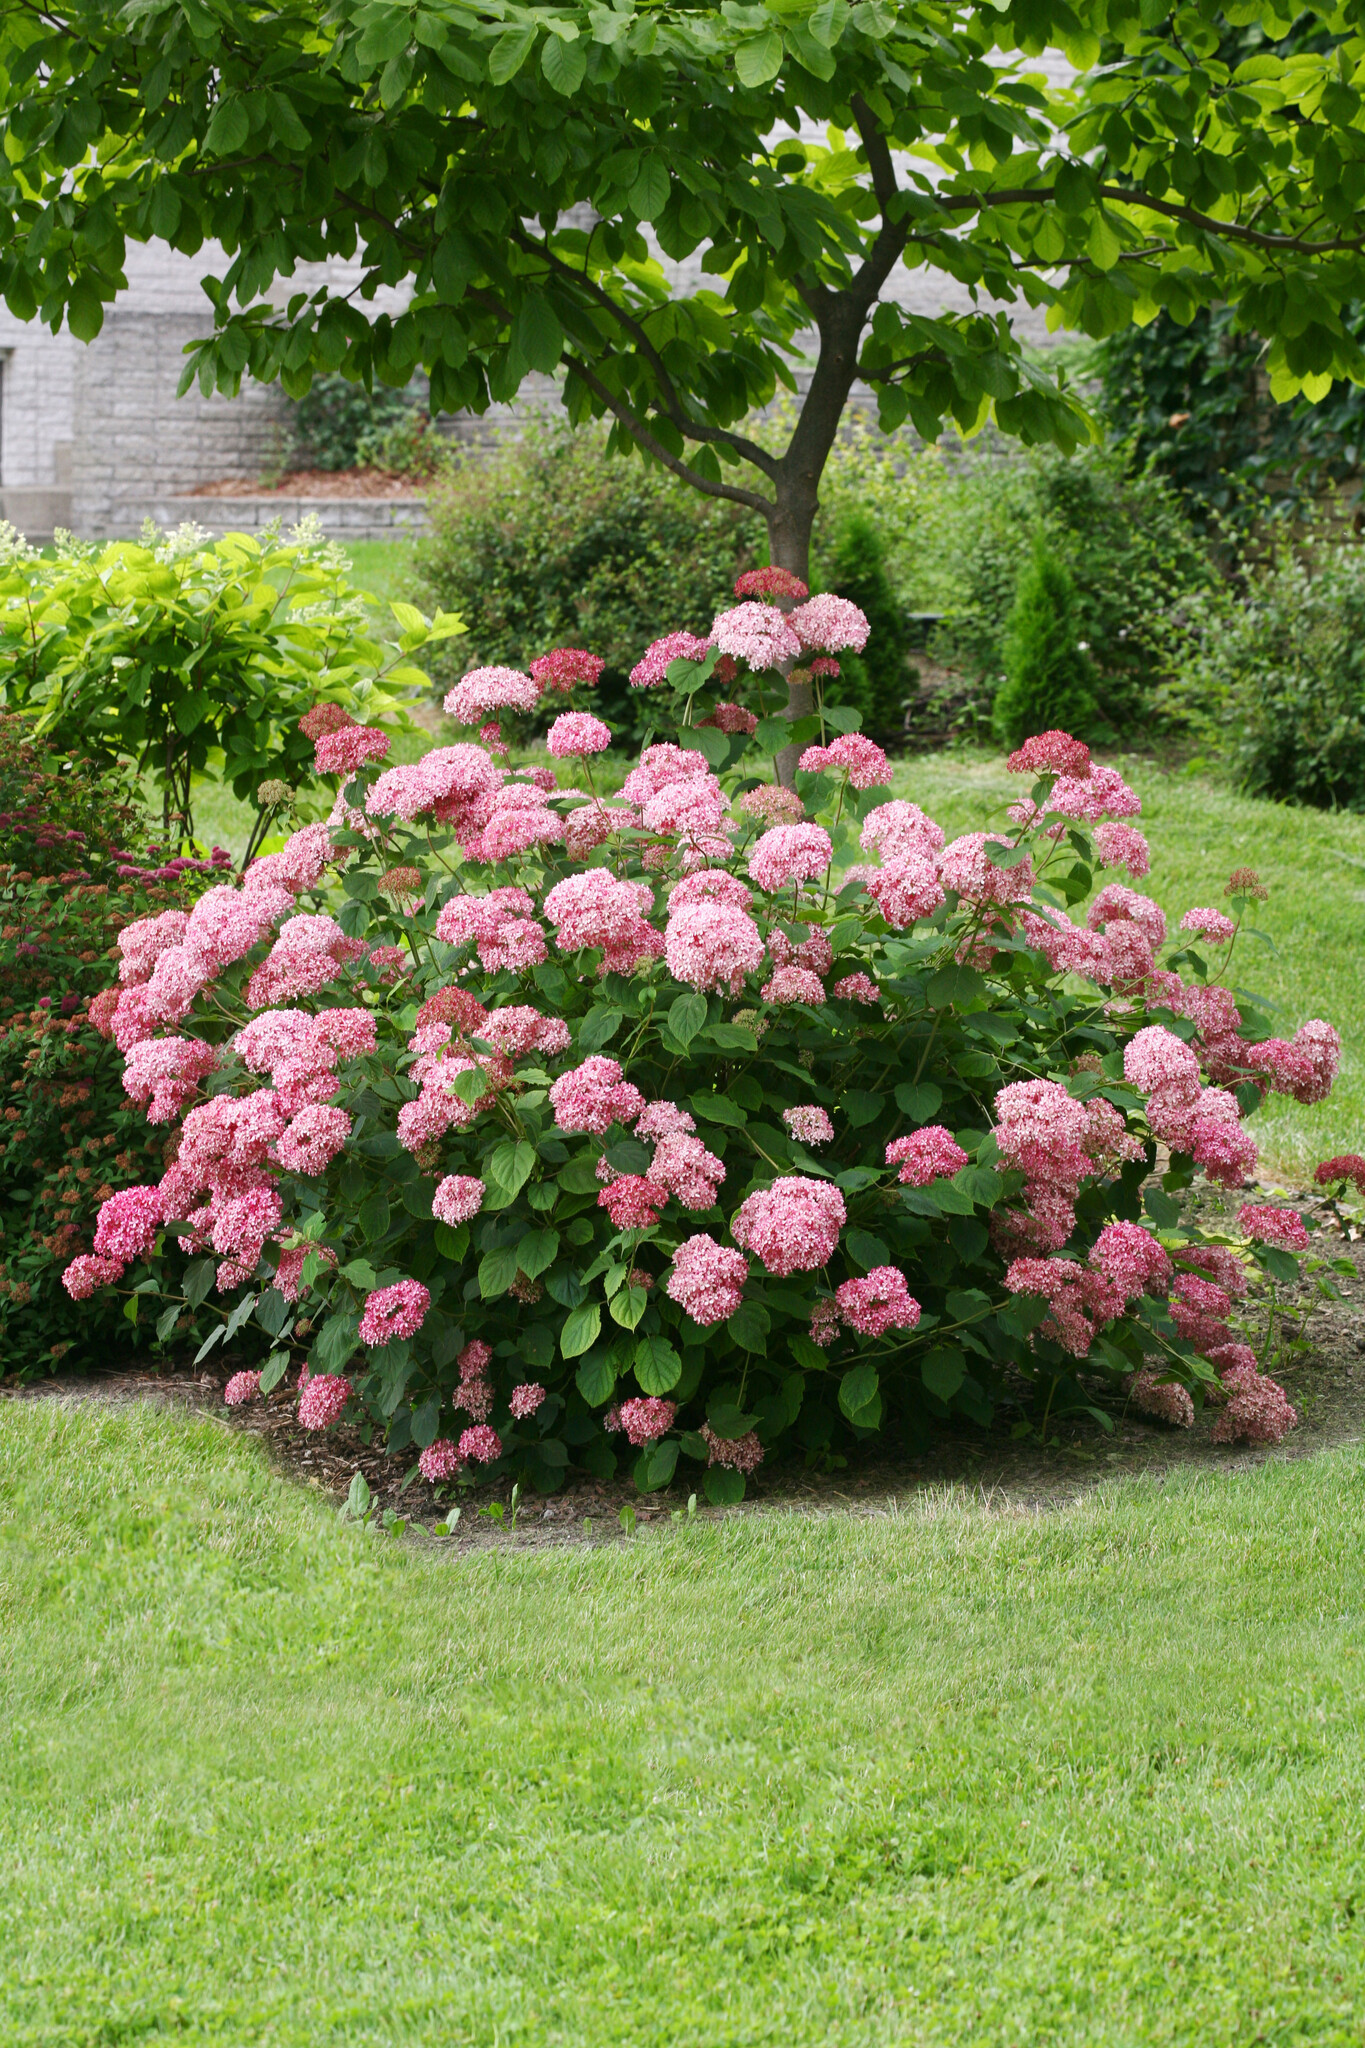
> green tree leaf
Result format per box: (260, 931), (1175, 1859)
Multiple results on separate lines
(560, 1302), (602, 1358)
(541, 31), (587, 95)
(735, 31), (782, 85)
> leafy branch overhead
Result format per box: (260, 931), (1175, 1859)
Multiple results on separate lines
(4, 0), (1365, 558)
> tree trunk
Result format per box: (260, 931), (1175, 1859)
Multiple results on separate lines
(767, 493), (817, 788)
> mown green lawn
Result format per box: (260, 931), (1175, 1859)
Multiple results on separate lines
(3, 1399), (1364, 2047)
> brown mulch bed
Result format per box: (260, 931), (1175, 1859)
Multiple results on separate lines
(8, 1191), (1364, 1555)
(190, 468), (428, 500)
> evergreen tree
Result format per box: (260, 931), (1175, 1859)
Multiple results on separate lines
(829, 514), (910, 746)
(993, 543), (1101, 749)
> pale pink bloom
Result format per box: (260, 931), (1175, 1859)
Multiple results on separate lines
(479, 721), (510, 757)
(358, 1280), (431, 1347)
(61, 1253), (124, 1299)
(210, 1185), (282, 1264)
(649, 1133), (725, 1210)
(121, 1037), (219, 1124)
(616, 1396), (677, 1445)
(547, 711), (612, 757)
(699, 1424), (764, 1473)
(436, 888), (548, 974)
(224, 1369), (262, 1406)
(863, 856), (945, 929)
(477, 1007), (571, 1059)
(789, 593), (870, 654)
(1289, 1019), (1341, 1103)
(835, 1266), (921, 1337)
(784, 1106), (834, 1145)
(1128, 1369), (1194, 1428)
(444, 665), (539, 724)
(938, 832), (1033, 905)
(117, 908), (190, 984)
(737, 784), (804, 825)
(431, 1175), (485, 1225)
(642, 774), (731, 840)
(1179, 906), (1235, 945)
(1011, 763), (1141, 828)
(699, 701), (758, 735)
(109, 985), (158, 1051)
(886, 1127), (967, 1187)
(549, 1055), (644, 1135)
(629, 632), (711, 689)
(143, 946), (212, 1024)
(832, 972), (880, 1005)
(798, 734), (889, 788)
(1089, 1221), (1172, 1301)
(564, 800), (634, 857)
(314, 725), (390, 775)
(636, 1100), (696, 1143)
(544, 870), (661, 975)
(93, 1185), (163, 1261)
(273, 1104), (351, 1176)
(1006, 730), (1092, 778)
(531, 647), (604, 692)
(734, 567), (808, 599)
(298, 1373), (351, 1430)
(668, 871), (753, 914)
(748, 823), (833, 893)
(1093, 821), (1151, 878)
(761, 964), (826, 1006)
(419, 1439), (462, 1482)
(1239, 1204), (1310, 1252)
(1088, 883), (1166, 949)
(453, 1379), (495, 1420)
(367, 743), (501, 823)
(1123, 1024), (1202, 1102)
(666, 1234), (749, 1325)
(993, 1079), (1094, 1185)
(860, 800), (945, 863)
(710, 601), (802, 670)
(458, 1424), (503, 1464)
(767, 927), (833, 976)
(665, 901), (765, 995)
(730, 1176), (846, 1277)
(508, 1383), (548, 1421)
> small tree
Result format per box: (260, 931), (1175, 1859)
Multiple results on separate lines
(994, 541), (1100, 749)
(827, 512), (909, 743)
(5, 0), (1365, 774)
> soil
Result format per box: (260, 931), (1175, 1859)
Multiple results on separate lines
(8, 1188), (1363, 1555)
(190, 468), (429, 500)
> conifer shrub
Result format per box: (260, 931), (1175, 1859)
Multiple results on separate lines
(826, 513), (911, 746)
(60, 579), (1347, 1493)
(993, 542), (1103, 750)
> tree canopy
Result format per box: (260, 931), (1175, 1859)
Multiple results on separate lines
(5, 0), (1365, 585)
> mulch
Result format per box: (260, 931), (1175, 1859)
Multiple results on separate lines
(189, 469), (429, 500)
(7, 1188), (1363, 1556)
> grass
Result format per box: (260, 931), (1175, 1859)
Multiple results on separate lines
(3, 1398), (1365, 2046)
(887, 755), (1365, 1178)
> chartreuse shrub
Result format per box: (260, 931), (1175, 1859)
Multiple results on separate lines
(0, 518), (454, 855)
(62, 572), (1351, 1495)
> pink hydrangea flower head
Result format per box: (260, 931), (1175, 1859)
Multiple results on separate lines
(458, 1339), (492, 1382)
(699, 701), (759, 736)
(1315, 1154), (1365, 1196)
(617, 1396), (677, 1445)
(737, 784), (804, 826)
(761, 964), (826, 1006)
(458, 1424), (503, 1464)
(298, 1373), (351, 1430)
(508, 1383), (547, 1421)
(432, 1175), (485, 1225)
(798, 734), (890, 789)
(748, 823), (833, 893)
(1006, 731), (1093, 779)
(1239, 1204), (1310, 1252)
(629, 632), (712, 690)
(117, 907), (190, 985)
(531, 647), (605, 692)
(299, 702), (354, 742)
(1089, 884), (1167, 949)
(61, 1253), (124, 1299)
(1129, 1369), (1195, 1428)
(668, 871), (753, 915)
(121, 1036), (220, 1124)
(598, 1175), (671, 1230)
(314, 725), (391, 776)
(1093, 821), (1151, 878)
(543, 869), (661, 975)
(274, 1104), (352, 1176)
(93, 1185), (164, 1261)
(699, 1424), (764, 1473)
(860, 801), (945, 863)
(444, 665), (539, 724)
(1180, 906), (1236, 945)
(885, 1127), (967, 1187)
(734, 567), (808, 600)
(547, 711), (613, 757)
(1226, 865), (1269, 900)
(1211, 1369), (1297, 1445)
(224, 1370), (262, 1406)
(1089, 1221), (1172, 1301)
(789, 593), (870, 654)
(710, 602), (802, 670)
(636, 1099), (697, 1144)
(358, 1279), (431, 1348)
(939, 832), (1033, 906)
(273, 1242), (337, 1302)
(1288, 1020), (1341, 1104)
(665, 900), (764, 995)
(419, 1439), (462, 1482)
(784, 1106), (834, 1146)
(1124, 1024), (1202, 1101)
(835, 1266), (922, 1337)
(863, 856), (946, 930)
(549, 1055), (645, 1135)
(832, 972), (880, 1005)
(730, 1176), (846, 1276)
(666, 1234), (749, 1325)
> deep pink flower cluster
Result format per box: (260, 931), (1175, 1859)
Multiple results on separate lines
(629, 631), (712, 689)
(358, 1279), (431, 1347)
(734, 567), (808, 599)
(834, 1266), (921, 1337)
(731, 1177), (846, 1277)
(993, 1079), (1140, 1253)
(939, 833), (1033, 907)
(435, 887), (548, 973)
(432, 1175), (485, 1225)
(615, 1397), (677, 1445)
(298, 1373), (351, 1430)
(92, 1185), (163, 1261)
(121, 1036), (220, 1124)
(699, 1424), (764, 1473)
(1316, 1154), (1365, 1195)
(1006, 730), (1093, 779)
(1129, 1369), (1194, 1428)
(1180, 906), (1236, 945)
(62, 1253), (125, 1299)
(1004, 1256), (1122, 1356)
(531, 647), (604, 692)
(224, 1369), (262, 1406)
(314, 725), (391, 775)
(598, 1175), (671, 1230)
(366, 742), (501, 829)
(508, 1382), (547, 1421)
(784, 1106), (834, 1145)
(419, 1439), (462, 1482)
(1211, 1360), (1297, 1444)
(547, 712), (612, 757)
(699, 701), (759, 735)
(798, 734), (890, 788)
(1093, 821), (1151, 878)
(549, 1056), (644, 1135)
(1238, 1204), (1310, 1252)
(274, 1103), (352, 1176)
(666, 1234), (749, 1324)
(1123, 1024), (1258, 1186)
(885, 1127), (967, 1187)
(458, 1424), (503, 1464)
(1089, 1221), (1172, 1302)
(832, 972), (880, 1005)
(748, 823), (833, 893)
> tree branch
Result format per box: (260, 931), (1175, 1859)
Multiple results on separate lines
(922, 180), (1365, 256)
(846, 93), (910, 309)
(563, 352), (775, 517)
